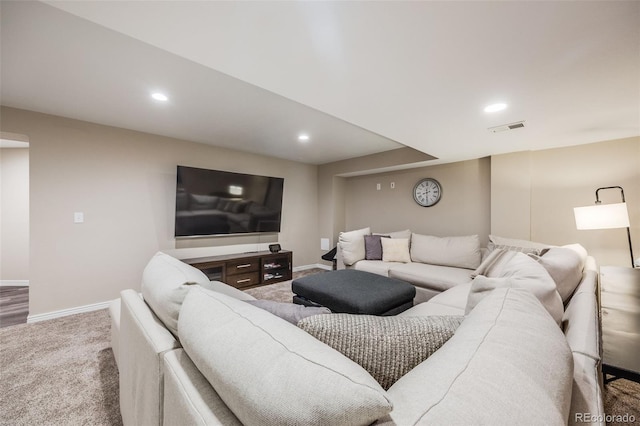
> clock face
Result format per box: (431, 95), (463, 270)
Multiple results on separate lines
(413, 178), (442, 207)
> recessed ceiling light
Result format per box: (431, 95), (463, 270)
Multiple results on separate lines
(484, 103), (507, 113)
(298, 134), (310, 142)
(151, 92), (168, 101)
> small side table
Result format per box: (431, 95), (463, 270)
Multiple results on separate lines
(600, 266), (640, 382)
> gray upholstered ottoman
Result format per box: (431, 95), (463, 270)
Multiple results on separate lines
(292, 269), (416, 316)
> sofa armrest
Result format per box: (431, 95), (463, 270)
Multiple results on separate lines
(562, 263), (604, 426)
(336, 244), (346, 270)
(119, 289), (181, 426)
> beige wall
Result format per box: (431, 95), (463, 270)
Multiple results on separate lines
(329, 137), (639, 269)
(343, 158), (492, 241)
(0, 107), (319, 316)
(0, 147), (29, 282)
(492, 137), (640, 267)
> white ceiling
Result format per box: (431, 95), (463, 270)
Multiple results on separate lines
(2, 1), (639, 166)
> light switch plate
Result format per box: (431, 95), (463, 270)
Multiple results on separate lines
(74, 212), (84, 223)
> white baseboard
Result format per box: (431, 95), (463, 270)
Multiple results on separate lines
(27, 300), (113, 324)
(293, 263), (332, 272)
(0, 280), (29, 287)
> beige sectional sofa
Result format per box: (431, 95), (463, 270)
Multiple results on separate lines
(111, 245), (604, 425)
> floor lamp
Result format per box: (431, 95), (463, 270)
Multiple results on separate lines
(573, 186), (635, 268)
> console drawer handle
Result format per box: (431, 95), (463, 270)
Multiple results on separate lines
(236, 278), (251, 284)
(236, 264), (252, 269)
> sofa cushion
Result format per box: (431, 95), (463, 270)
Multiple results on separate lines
(466, 252), (564, 325)
(339, 227), (371, 266)
(389, 263), (473, 292)
(244, 299), (330, 324)
(410, 234), (481, 269)
(403, 282), (472, 317)
(381, 238), (411, 263)
(375, 229), (412, 240)
(533, 247), (584, 303)
(354, 260), (395, 277)
(487, 234), (551, 255)
(299, 314), (463, 390)
(141, 251), (220, 336)
(385, 288), (573, 426)
(179, 287), (393, 426)
(471, 248), (516, 278)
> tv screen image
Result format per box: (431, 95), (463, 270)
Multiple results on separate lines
(174, 166), (284, 237)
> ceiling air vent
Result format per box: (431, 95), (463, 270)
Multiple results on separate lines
(488, 121), (526, 133)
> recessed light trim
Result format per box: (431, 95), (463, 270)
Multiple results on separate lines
(151, 92), (168, 101)
(484, 103), (507, 113)
(298, 134), (310, 142)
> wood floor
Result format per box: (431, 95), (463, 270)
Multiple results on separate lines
(0, 286), (29, 328)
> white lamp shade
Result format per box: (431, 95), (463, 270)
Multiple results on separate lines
(574, 202), (630, 230)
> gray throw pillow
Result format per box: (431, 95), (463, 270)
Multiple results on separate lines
(298, 314), (464, 390)
(245, 300), (330, 324)
(364, 234), (390, 260)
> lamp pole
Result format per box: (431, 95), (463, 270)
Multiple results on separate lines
(595, 186), (635, 268)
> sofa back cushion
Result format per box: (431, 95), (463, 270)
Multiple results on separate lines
(385, 288), (573, 425)
(533, 247), (585, 303)
(487, 234), (551, 255)
(466, 251), (564, 325)
(410, 234), (481, 269)
(141, 252), (213, 336)
(374, 229), (412, 240)
(179, 287), (393, 426)
(141, 252), (254, 337)
(339, 227), (371, 266)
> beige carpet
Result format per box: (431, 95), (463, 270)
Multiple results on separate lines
(0, 309), (121, 426)
(244, 267), (327, 302)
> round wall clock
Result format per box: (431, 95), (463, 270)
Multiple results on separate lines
(413, 178), (442, 207)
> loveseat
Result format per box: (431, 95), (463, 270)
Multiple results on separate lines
(110, 246), (604, 425)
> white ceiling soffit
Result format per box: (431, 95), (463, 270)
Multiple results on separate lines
(0, 1), (403, 165)
(43, 1), (640, 164)
(43, 1), (640, 160)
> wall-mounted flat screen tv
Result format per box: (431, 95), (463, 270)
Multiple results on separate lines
(174, 166), (284, 237)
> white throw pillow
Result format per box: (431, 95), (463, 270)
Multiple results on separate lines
(179, 287), (393, 426)
(141, 251), (215, 336)
(382, 238), (411, 263)
(339, 227), (371, 266)
(411, 234), (481, 269)
(465, 252), (564, 325)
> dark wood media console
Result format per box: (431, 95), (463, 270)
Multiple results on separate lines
(183, 250), (293, 290)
